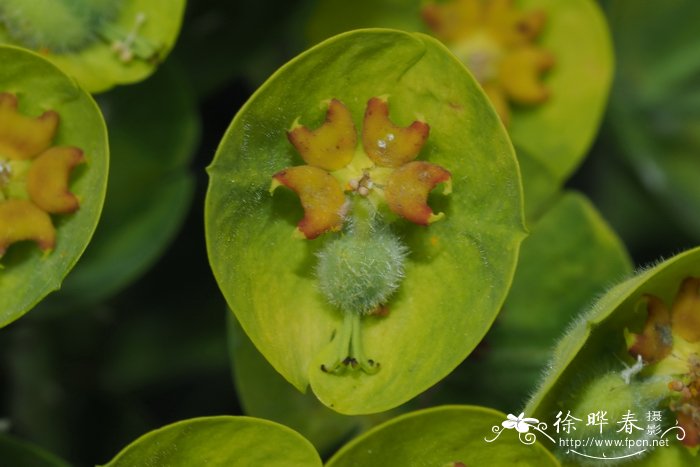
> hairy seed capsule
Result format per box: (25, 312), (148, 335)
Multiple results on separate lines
(317, 225), (407, 315)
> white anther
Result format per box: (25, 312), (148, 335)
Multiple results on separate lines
(386, 133), (395, 142)
(620, 354), (644, 384)
(358, 186), (369, 196)
(349, 179), (359, 190)
(377, 139), (387, 149)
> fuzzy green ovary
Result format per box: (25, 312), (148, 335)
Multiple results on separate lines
(317, 198), (407, 374)
(0, 0), (121, 52)
(560, 372), (668, 462)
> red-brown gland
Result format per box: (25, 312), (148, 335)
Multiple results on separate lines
(362, 97), (430, 168)
(272, 165), (345, 239)
(0, 199), (55, 255)
(671, 277), (700, 343)
(287, 99), (356, 172)
(384, 161), (451, 225)
(26, 146), (84, 214)
(0, 93), (59, 160)
(628, 295), (673, 363)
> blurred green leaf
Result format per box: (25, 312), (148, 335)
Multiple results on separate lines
(0, 433), (71, 467)
(607, 0), (700, 239)
(0, 0), (187, 92)
(39, 61), (199, 312)
(419, 192), (631, 411)
(0, 46), (108, 327)
(102, 416), (322, 467)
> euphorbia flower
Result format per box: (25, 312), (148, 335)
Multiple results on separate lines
(0, 92), (84, 256)
(626, 277), (700, 446)
(422, 0), (554, 125)
(270, 97), (452, 374)
(271, 97), (452, 239)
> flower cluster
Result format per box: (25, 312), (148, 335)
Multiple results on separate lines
(270, 97), (451, 239)
(422, 0), (554, 125)
(626, 277), (700, 446)
(0, 92), (84, 257)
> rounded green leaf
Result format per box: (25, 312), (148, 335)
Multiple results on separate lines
(0, 0), (187, 93)
(607, 0), (700, 239)
(206, 29), (525, 414)
(102, 416), (323, 467)
(526, 247), (700, 463)
(307, 0), (613, 214)
(0, 45), (108, 327)
(326, 405), (560, 467)
(38, 62), (198, 311)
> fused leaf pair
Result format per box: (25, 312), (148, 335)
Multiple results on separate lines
(272, 97), (450, 239)
(0, 92), (84, 255)
(422, 0), (554, 125)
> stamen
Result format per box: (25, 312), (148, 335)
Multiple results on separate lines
(0, 160), (11, 186)
(110, 12), (148, 63)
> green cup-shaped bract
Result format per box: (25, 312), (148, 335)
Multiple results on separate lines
(206, 29), (526, 414)
(0, 45), (108, 327)
(526, 247), (700, 465)
(0, 0), (187, 93)
(101, 416), (323, 467)
(307, 0), (613, 217)
(326, 405), (560, 467)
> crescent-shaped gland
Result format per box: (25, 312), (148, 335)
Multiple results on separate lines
(486, 2), (547, 46)
(421, 0), (481, 43)
(27, 146), (84, 214)
(0, 93), (59, 160)
(0, 199), (56, 255)
(671, 277), (700, 343)
(385, 161), (451, 225)
(271, 166), (345, 239)
(499, 47), (554, 104)
(287, 99), (356, 171)
(362, 97), (430, 168)
(626, 295), (672, 363)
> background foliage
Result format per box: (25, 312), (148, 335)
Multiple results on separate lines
(1, 0), (699, 465)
